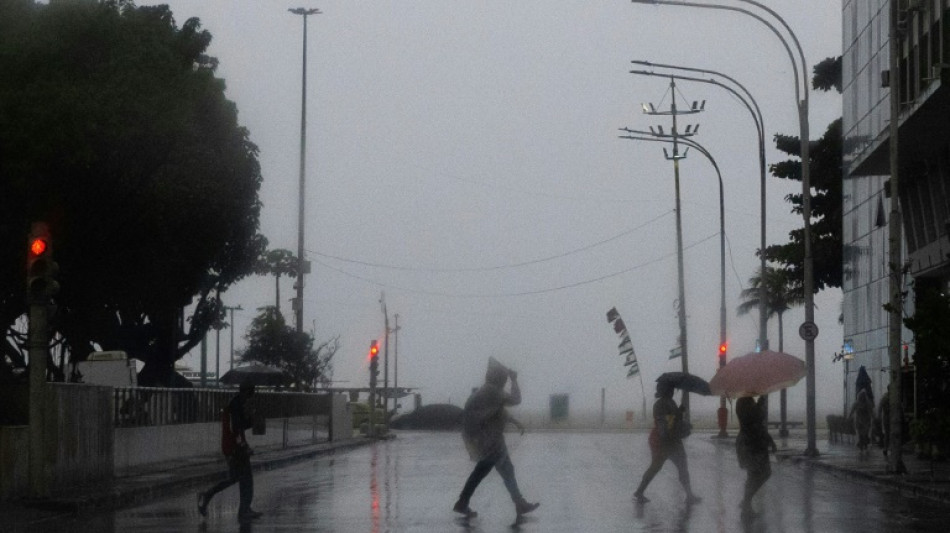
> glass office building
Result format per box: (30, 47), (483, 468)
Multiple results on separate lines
(842, 0), (950, 410)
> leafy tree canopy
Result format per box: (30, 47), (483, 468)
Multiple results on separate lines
(761, 56), (842, 294)
(239, 307), (337, 391)
(0, 0), (266, 384)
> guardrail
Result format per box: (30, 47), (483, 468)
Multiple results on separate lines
(113, 387), (331, 428)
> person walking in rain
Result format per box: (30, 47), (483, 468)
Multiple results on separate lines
(633, 381), (701, 504)
(736, 396), (777, 513)
(453, 358), (540, 518)
(850, 388), (874, 452)
(197, 382), (262, 521)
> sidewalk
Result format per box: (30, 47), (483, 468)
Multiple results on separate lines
(2, 436), (376, 528)
(709, 428), (950, 504)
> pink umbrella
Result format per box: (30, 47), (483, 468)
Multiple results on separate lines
(709, 350), (806, 398)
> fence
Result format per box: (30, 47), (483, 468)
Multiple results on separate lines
(113, 387), (332, 428)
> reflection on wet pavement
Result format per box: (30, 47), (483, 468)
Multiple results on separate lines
(29, 432), (950, 532)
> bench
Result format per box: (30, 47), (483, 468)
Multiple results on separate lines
(826, 415), (855, 444)
(766, 420), (803, 436)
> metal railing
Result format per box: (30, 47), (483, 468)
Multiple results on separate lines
(113, 387), (332, 428)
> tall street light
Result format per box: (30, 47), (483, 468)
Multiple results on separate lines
(289, 7), (322, 333)
(619, 129), (727, 436)
(631, 0), (818, 456)
(629, 62), (795, 435)
(639, 78), (704, 416)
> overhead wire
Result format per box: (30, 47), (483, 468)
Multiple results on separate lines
(307, 210), (673, 273)
(311, 232), (720, 298)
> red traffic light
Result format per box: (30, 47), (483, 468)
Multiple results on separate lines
(368, 340), (379, 360)
(719, 342), (727, 354)
(30, 238), (48, 257)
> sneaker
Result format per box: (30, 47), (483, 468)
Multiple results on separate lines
(453, 500), (477, 518)
(633, 492), (649, 503)
(238, 509), (263, 520)
(685, 494), (702, 505)
(515, 499), (540, 516)
(196, 492), (208, 517)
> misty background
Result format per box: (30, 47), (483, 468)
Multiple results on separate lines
(149, 1), (846, 424)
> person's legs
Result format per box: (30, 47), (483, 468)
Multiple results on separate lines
(742, 458), (771, 507)
(235, 456), (256, 517)
(198, 458), (240, 515)
(634, 451), (667, 501)
(455, 458), (495, 513)
(668, 442), (700, 503)
(495, 455), (540, 515)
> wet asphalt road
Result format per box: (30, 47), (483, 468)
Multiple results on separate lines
(32, 431), (950, 532)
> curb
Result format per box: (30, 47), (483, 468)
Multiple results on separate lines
(780, 454), (950, 504)
(19, 438), (376, 515)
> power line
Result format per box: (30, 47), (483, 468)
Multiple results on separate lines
(307, 210), (674, 273)
(311, 232), (719, 298)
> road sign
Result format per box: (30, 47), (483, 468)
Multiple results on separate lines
(799, 321), (819, 341)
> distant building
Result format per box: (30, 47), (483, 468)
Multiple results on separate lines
(841, 1), (950, 410)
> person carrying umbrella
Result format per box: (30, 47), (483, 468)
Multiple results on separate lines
(197, 382), (262, 521)
(453, 358), (540, 518)
(736, 396), (777, 514)
(633, 380), (701, 504)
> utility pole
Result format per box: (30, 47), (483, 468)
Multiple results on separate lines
(393, 314), (400, 412)
(641, 79), (704, 417)
(380, 292), (390, 415)
(288, 7), (321, 333)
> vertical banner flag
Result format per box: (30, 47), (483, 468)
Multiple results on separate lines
(606, 307), (639, 377)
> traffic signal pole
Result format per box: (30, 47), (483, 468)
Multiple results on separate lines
(27, 222), (58, 498)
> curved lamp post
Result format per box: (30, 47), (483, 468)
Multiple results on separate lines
(620, 129), (727, 437)
(630, 0), (817, 456)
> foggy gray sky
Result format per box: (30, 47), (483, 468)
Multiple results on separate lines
(152, 1), (846, 419)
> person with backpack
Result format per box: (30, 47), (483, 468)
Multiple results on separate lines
(197, 382), (261, 521)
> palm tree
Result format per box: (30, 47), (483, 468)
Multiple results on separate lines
(737, 266), (804, 352)
(254, 249), (299, 316)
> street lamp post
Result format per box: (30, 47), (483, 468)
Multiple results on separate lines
(620, 129), (726, 435)
(630, 0), (818, 456)
(640, 79), (704, 416)
(629, 62), (781, 435)
(289, 7), (322, 334)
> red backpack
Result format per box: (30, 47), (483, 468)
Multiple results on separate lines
(220, 407), (237, 456)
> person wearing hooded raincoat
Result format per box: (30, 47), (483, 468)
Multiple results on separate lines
(736, 396), (777, 512)
(633, 381), (701, 504)
(453, 358), (539, 518)
(850, 388), (874, 451)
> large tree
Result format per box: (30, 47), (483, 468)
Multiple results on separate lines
(762, 56), (843, 294)
(0, 0), (265, 384)
(239, 307), (337, 391)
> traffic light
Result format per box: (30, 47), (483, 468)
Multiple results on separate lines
(718, 341), (727, 367)
(27, 222), (59, 301)
(368, 340), (379, 378)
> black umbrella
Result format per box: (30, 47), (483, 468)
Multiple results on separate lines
(656, 372), (712, 396)
(219, 363), (292, 387)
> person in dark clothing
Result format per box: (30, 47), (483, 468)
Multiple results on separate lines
(454, 357), (539, 518)
(633, 382), (700, 504)
(197, 382), (261, 521)
(736, 396), (777, 513)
